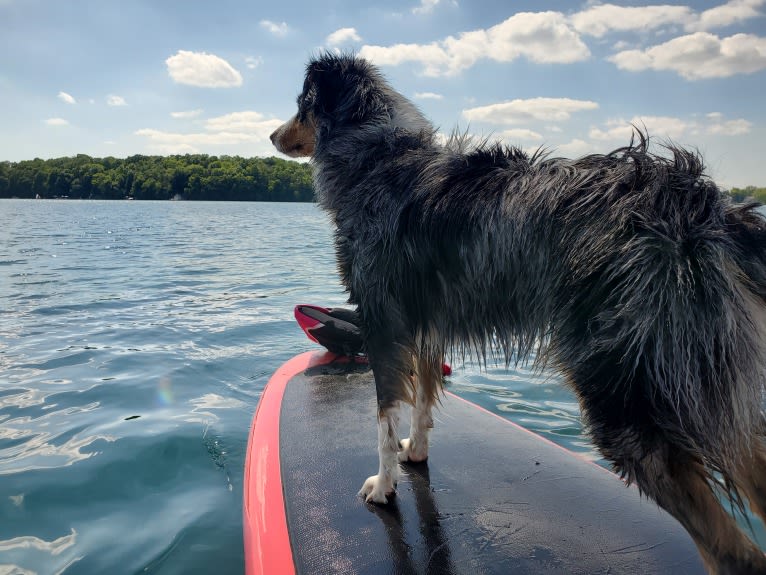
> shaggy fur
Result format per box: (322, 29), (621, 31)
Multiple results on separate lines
(271, 53), (766, 574)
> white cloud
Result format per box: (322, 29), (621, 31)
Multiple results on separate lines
(359, 42), (449, 75)
(135, 128), (259, 149)
(260, 20), (288, 37)
(413, 0), (438, 14)
(135, 111), (282, 154)
(588, 113), (752, 141)
(326, 28), (361, 47)
(478, 12), (591, 65)
(45, 118), (69, 126)
(414, 91), (443, 100)
(609, 32), (766, 79)
(569, 1), (765, 38)
(57, 91), (76, 105)
(107, 94), (127, 106)
(588, 122), (636, 142)
(204, 111), (280, 132)
(463, 97), (598, 124)
(500, 128), (544, 141)
(590, 116), (691, 141)
(555, 139), (592, 157)
(570, 4), (693, 38)
(688, 0), (766, 32)
(165, 50), (243, 88)
(707, 117), (752, 134)
(359, 11), (590, 76)
(135, 138), (200, 155)
(245, 56), (263, 70)
(171, 109), (203, 119)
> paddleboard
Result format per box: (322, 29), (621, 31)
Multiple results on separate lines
(243, 351), (705, 574)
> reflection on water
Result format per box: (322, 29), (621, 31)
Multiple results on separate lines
(448, 360), (589, 461)
(0, 528), (80, 575)
(0, 528), (78, 555)
(0, 200), (348, 574)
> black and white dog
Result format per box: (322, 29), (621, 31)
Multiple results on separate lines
(271, 53), (766, 574)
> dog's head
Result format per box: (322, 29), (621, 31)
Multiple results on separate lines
(270, 53), (429, 158)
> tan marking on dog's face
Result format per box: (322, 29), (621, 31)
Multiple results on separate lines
(269, 114), (315, 158)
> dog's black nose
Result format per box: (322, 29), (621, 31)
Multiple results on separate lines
(269, 130), (276, 144)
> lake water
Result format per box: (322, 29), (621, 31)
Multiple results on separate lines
(0, 199), (762, 574)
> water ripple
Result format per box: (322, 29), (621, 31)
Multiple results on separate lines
(1, 199), (761, 572)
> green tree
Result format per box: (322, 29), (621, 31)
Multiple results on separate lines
(0, 154), (315, 201)
(729, 186), (766, 203)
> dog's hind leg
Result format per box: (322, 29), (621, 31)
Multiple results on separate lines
(399, 354), (441, 464)
(614, 442), (766, 574)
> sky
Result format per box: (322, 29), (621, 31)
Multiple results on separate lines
(1, 0), (765, 188)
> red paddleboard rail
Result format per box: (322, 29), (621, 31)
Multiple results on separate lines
(243, 351), (326, 575)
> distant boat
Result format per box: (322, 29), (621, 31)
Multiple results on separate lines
(171, 194), (185, 201)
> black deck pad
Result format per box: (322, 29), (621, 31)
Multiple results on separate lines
(279, 360), (705, 574)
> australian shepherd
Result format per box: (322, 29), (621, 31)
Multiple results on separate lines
(271, 53), (766, 573)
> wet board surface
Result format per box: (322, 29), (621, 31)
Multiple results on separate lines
(243, 351), (705, 574)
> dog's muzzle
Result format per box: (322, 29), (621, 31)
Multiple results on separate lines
(270, 115), (315, 158)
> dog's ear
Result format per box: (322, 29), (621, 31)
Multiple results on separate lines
(297, 62), (323, 122)
(300, 55), (384, 125)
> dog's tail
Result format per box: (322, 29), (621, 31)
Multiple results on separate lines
(607, 141), (766, 492)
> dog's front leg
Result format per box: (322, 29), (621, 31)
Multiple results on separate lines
(358, 403), (402, 504)
(358, 327), (413, 504)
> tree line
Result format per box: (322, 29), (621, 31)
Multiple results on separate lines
(0, 154), (314, 201)
(728, 186), (766, 204)
(0, 153), (762, 204)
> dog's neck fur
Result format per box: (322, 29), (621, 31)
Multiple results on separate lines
(386, 92), (431, 133)
(313, 93), (436, 213)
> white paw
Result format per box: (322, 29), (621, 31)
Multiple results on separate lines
(398, 437), (428, 463)
(358, 474), (396, 504)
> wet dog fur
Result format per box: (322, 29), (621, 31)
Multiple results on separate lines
(271, 53), (766, 574)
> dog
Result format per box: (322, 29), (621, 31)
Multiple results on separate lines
(271, 53), (766, 574)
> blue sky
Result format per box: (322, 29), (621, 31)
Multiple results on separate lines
(1, 0), (765, 187)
